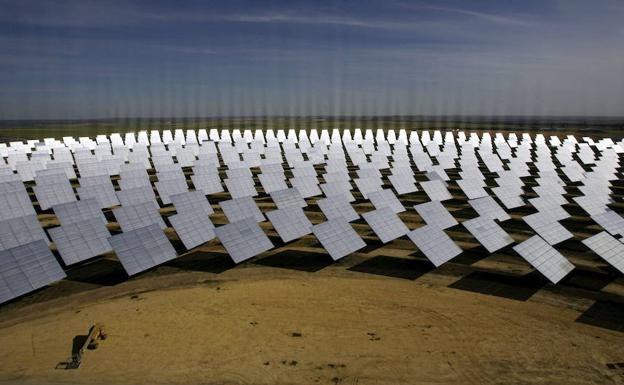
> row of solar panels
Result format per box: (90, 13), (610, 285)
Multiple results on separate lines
(1, 129), (623, 305)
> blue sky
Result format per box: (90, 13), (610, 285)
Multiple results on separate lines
(1, 0), (623, 119)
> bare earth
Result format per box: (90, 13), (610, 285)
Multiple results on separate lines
(0, 261), (622, 385)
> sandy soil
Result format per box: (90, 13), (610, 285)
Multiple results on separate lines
(0, 264), (622, 385)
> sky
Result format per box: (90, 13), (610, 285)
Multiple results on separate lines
(1, 0), (623, 119)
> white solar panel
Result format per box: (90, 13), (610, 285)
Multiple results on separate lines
(112, 201), (166, 232)
(420, 180), (452, 201)
(258, 172), (288, 193)
(407, 225), (461, 266)
(492, 186), (525, 209)
(522, 213), (573, 245)
(169, 211), (216, 250)
(49, 218), (112, 265)
(463, 216), (514, 253)
(108, 224), (177, 276)
(0, 214), (49, 251)
(118, 175), (151, 190)
(266, 207), (312, 243)
(468, 196), (510, 222)
(77, 182), (119, 209)
(270, 188), (307, 210)
(362, 207), (409, 243)
(312, 220), (366, 261)
(52, 198), (106, 226)
(513, 235), (574, 284)
(33, 181), (76, 210)
(289, 176), (322, 198)
(170, 191), (214, 216)
(155, 178), (189, 205)
(0, 240), (66, 304)
(582, 231), (624, 274)
(367, 189), (405, 213)
(388, 174), (418, 195)
(317, 196), (360, 222)
(353, 177), (383, 199)
(456, 178), (489, 200)
(591, 210), (624, 237)
(224, 177), (257, 198)
(414, 201), (457, 229)
(214, 218), (273, 263)
(191, 173), (224, 195)
(220, 196), (265, 223)
(320, 181), (355, 202)
(0, 183), (36, 220)
(116, 186), (158, 209)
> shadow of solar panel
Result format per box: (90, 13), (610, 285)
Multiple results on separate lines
(358, 239), (386, 254)
(440, 246), (489, 266)
(166, 251), (235, 274)
(348, 255), (434, 280)
(559, 269), (617, 292)
(449, 271), (547, 301)
(65, 258), (128, 286)
(575, 301), (624, 332)
(254, 250), (334, 272)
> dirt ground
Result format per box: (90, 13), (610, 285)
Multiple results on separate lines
(0, 262), (623, 385)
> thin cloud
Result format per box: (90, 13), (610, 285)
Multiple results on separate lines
(399, 2), (536, 28)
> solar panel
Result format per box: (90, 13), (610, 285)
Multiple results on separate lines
(108, 224), (177, 276)
(463, 216), (514, 253)
(591, 210), (624, 237)
(191, 173), (224, 195)
(48, 217), (112, 265)
(367, 189), (405, 213)
(0, 183), (36, 220)
(258, 172), (288, 193)
(0, 239), (66, 304)
(468, 196), (510, 222)
(116, 186), (158, 209)
(317, 196), (360, 222)
(582, 232), (624, 274)
(224, 177), (257, 198)
(407, 225), (462, 266)
(220, 196), (265, 223)
(76, 182), (119, 209)
(573, 195), (608, 216)
(456, 178), (489, 200)
(169, 211), (216, 250)
(155, 178), (189, 205)
(266, 206), (312, 243)
(420, 180), (452, 201)
(33, 181), (76, 210)
(112, 201), (166, 232)
(289, 176), (322, 198)
(270, 188), (307, 209)
(52, 198), (106, 226)
(312, 220), (366, 260)
(214, 218), (274, 263)
(414, 201), (457, 229)
(320, 181), (355, 202)
(353, 177), (383, 199)
(118, 175), (151, 190)
(362, 207), (409, 243)
(170, 191), (214, 216)
(513, 235), (574, 284)
(388, 174), (418, 195)
(522, 213), (573, 245)
(0, 214), (49, 251)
